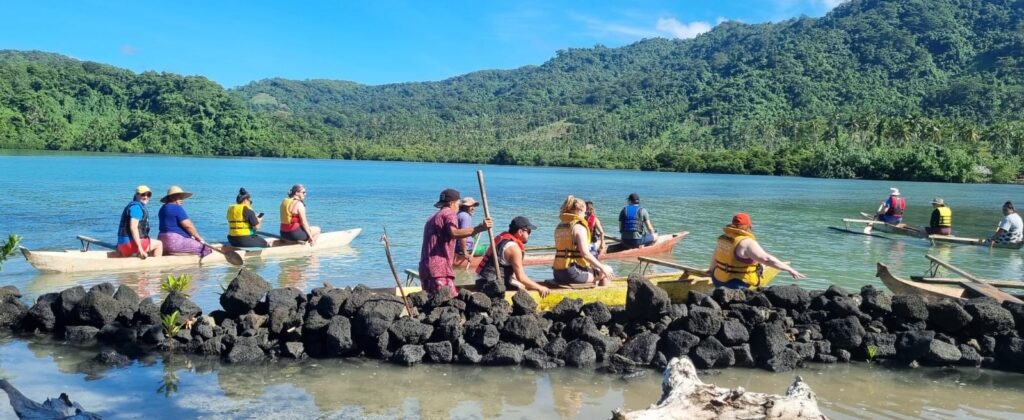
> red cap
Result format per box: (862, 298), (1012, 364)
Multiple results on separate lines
(732, 212), (752, 227)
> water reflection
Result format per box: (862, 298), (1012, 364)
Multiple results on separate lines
(3, 338), (1024, 419)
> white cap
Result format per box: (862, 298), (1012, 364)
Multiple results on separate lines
(890, 187), (900, 196)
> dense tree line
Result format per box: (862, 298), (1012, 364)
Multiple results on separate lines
(1, 0), (1022, 182)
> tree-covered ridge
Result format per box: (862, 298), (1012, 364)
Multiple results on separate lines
(2, 0), (1023, 182)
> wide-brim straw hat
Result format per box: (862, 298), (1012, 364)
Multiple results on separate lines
(160, 185), (193, 203)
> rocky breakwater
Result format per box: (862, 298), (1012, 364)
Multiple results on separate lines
(2, 271), (1024, 375)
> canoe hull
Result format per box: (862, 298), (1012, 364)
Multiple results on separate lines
(392, 267), (777, 311)
(928, 234), (1023, 249)
(875, 262), (967, 302)
(241, 229), (361, 258)
(21, 247), (244, 274)
(458, 231), (688, 268)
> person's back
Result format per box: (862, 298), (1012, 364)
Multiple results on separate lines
(926, 198), (952, 235)
(877, 188), (905, 224)
(618, 193), (656, 249)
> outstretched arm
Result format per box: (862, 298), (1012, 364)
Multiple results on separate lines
(741, 239), (805, 279)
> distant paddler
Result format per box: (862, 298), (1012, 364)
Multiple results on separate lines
(987, 201), (1023, 245)
(709, 212), (804, 289)
(226, 187), (269, 248)
(454, 197), (480, 268)
(553, 195), (613, 287)
(157, 186), (212, 257)
(419, 188), (492, 298)
(619, 193), (658, 249)
(115, 185), (163, 259)
(924, 197), (952, 235)
(875, 187), (906, 225)
(474, 216), (550, 297)
(279, 184), (320, 245)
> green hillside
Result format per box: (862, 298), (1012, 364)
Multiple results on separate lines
(2, 0), (1023, 182)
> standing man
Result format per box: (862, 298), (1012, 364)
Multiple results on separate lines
(875, 187), (906, 225)
(925, 198), (952, 235)
(708, 213), (804, 289)
(419, 188), (492, 297)
(989, 201), (1023, 245)
(454, 197), (480, 268)
(116, 185), (163, 259)
(618, 193), (657, 249)
(475, 216), (550, 297)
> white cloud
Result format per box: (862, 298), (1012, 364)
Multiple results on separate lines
(655, 17), (713, 39)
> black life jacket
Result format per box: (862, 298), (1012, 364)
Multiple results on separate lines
(117, 201), (149, 239)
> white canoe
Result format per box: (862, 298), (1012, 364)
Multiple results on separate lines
(20, 246), (246, 273)
(928, 234), (1024, 250)
(232, 228), (362, 259)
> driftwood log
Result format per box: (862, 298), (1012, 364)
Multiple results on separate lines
(613, 357), (825, 419)
(0, 379), (101, 419)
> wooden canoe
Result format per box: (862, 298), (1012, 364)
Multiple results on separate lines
(927, 234), (1023, 250)
(455, 231), (688, 269)
(235, 228), (362, 258)
(20, 246), (247, 274)
(393, 266), (779, 311)
(875, 262), (1024, 302)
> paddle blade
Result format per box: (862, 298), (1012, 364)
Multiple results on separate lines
(223, 250), (245, 266)
(862, 225), (872, 234)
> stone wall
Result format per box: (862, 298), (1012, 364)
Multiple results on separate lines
(1, 271), (1024, 374)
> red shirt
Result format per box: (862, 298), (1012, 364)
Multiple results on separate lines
(419, 207), (459, 280)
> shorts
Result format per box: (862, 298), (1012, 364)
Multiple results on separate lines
(878, 215), (902, 225)
(553, 265), (592, 284)
(712, 277), (749, 290)
(117, 238), (151, 257)
(925, 226), (951, 235)
(228, 235), (270, 248)
(620, 233), (655, 249)
(280, 229), (309, 242)
(422, 275), (457, 298)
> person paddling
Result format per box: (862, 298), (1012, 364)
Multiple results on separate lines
(475, 216), (551, 297)
(279, 184), (320, 245)
(419, 188), (492, 298)
(618, 193), (657, 249)
(157, 186), (212, 257)
(875, 187), (906, 225)
(709, 213), (804, 289)
(115, 185), (163, 259)
(227, 188), (269, 247)
(925, 197), (952, 235)
(988, 201), (1023, 245)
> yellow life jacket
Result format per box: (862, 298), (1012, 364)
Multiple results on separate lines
(936, 206), (952, 227)
(712, 226), (763, 288)
(227, 203), (253, 237)
(280, 197), (297, 224)
(553, 213), (592, 270)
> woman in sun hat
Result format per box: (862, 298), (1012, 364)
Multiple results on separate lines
(157, 185), (212, 257)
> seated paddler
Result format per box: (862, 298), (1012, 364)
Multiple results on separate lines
(708, 212), (804, 289)
(474, 216), (550, 297)
(226, 187), (269, 248)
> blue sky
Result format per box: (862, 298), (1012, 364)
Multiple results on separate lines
(1, 0), (844, 88)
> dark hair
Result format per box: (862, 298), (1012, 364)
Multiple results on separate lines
(288, 184), (304, 198)
(1006, 201), (1015, 211)
(627, 193), (640, 204)
(236, 188), (251, 204)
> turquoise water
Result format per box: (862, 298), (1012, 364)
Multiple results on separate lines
(2, 152), (1024, 418)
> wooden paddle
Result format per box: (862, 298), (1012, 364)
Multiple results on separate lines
(926, 254), (1022, 303)
(476, 170), (503, 289)
(199, 240), (245, 266)
(381, 226), (415, 316)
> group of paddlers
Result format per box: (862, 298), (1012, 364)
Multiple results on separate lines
(417, 188), (804, 298)
(115, 184), (322, 260)
(871, 187), (1023, 243)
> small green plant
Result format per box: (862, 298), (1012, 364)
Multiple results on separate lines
(157, 371), (180, 397)
(866, 345), (878, 362)
(160, 274), (192, 296)
(0, 234), (22, 272)
(162, 310), (182, 339)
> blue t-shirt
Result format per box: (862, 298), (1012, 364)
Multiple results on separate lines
(116, 202), (145, 245)
(456, 211), (474, 253)
(159, 203), (191, 237)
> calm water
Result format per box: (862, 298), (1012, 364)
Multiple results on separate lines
(1, 152), (1024, 418)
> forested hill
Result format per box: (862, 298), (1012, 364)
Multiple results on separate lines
(3, 0), (1024, 182)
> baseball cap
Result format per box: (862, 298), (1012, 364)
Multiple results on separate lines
(731, 212), (752, 227)
(627, 193), (640, 203)
(434, 188), (461, 208)
(509, 216), (537, 232)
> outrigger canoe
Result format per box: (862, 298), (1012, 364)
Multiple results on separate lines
(401, 258), (779, 311)
(927, 234), (1023, 250)
(875, 263), (1024, 302)
(455, 231), (688, 269)
(21, 228), (361, 273)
